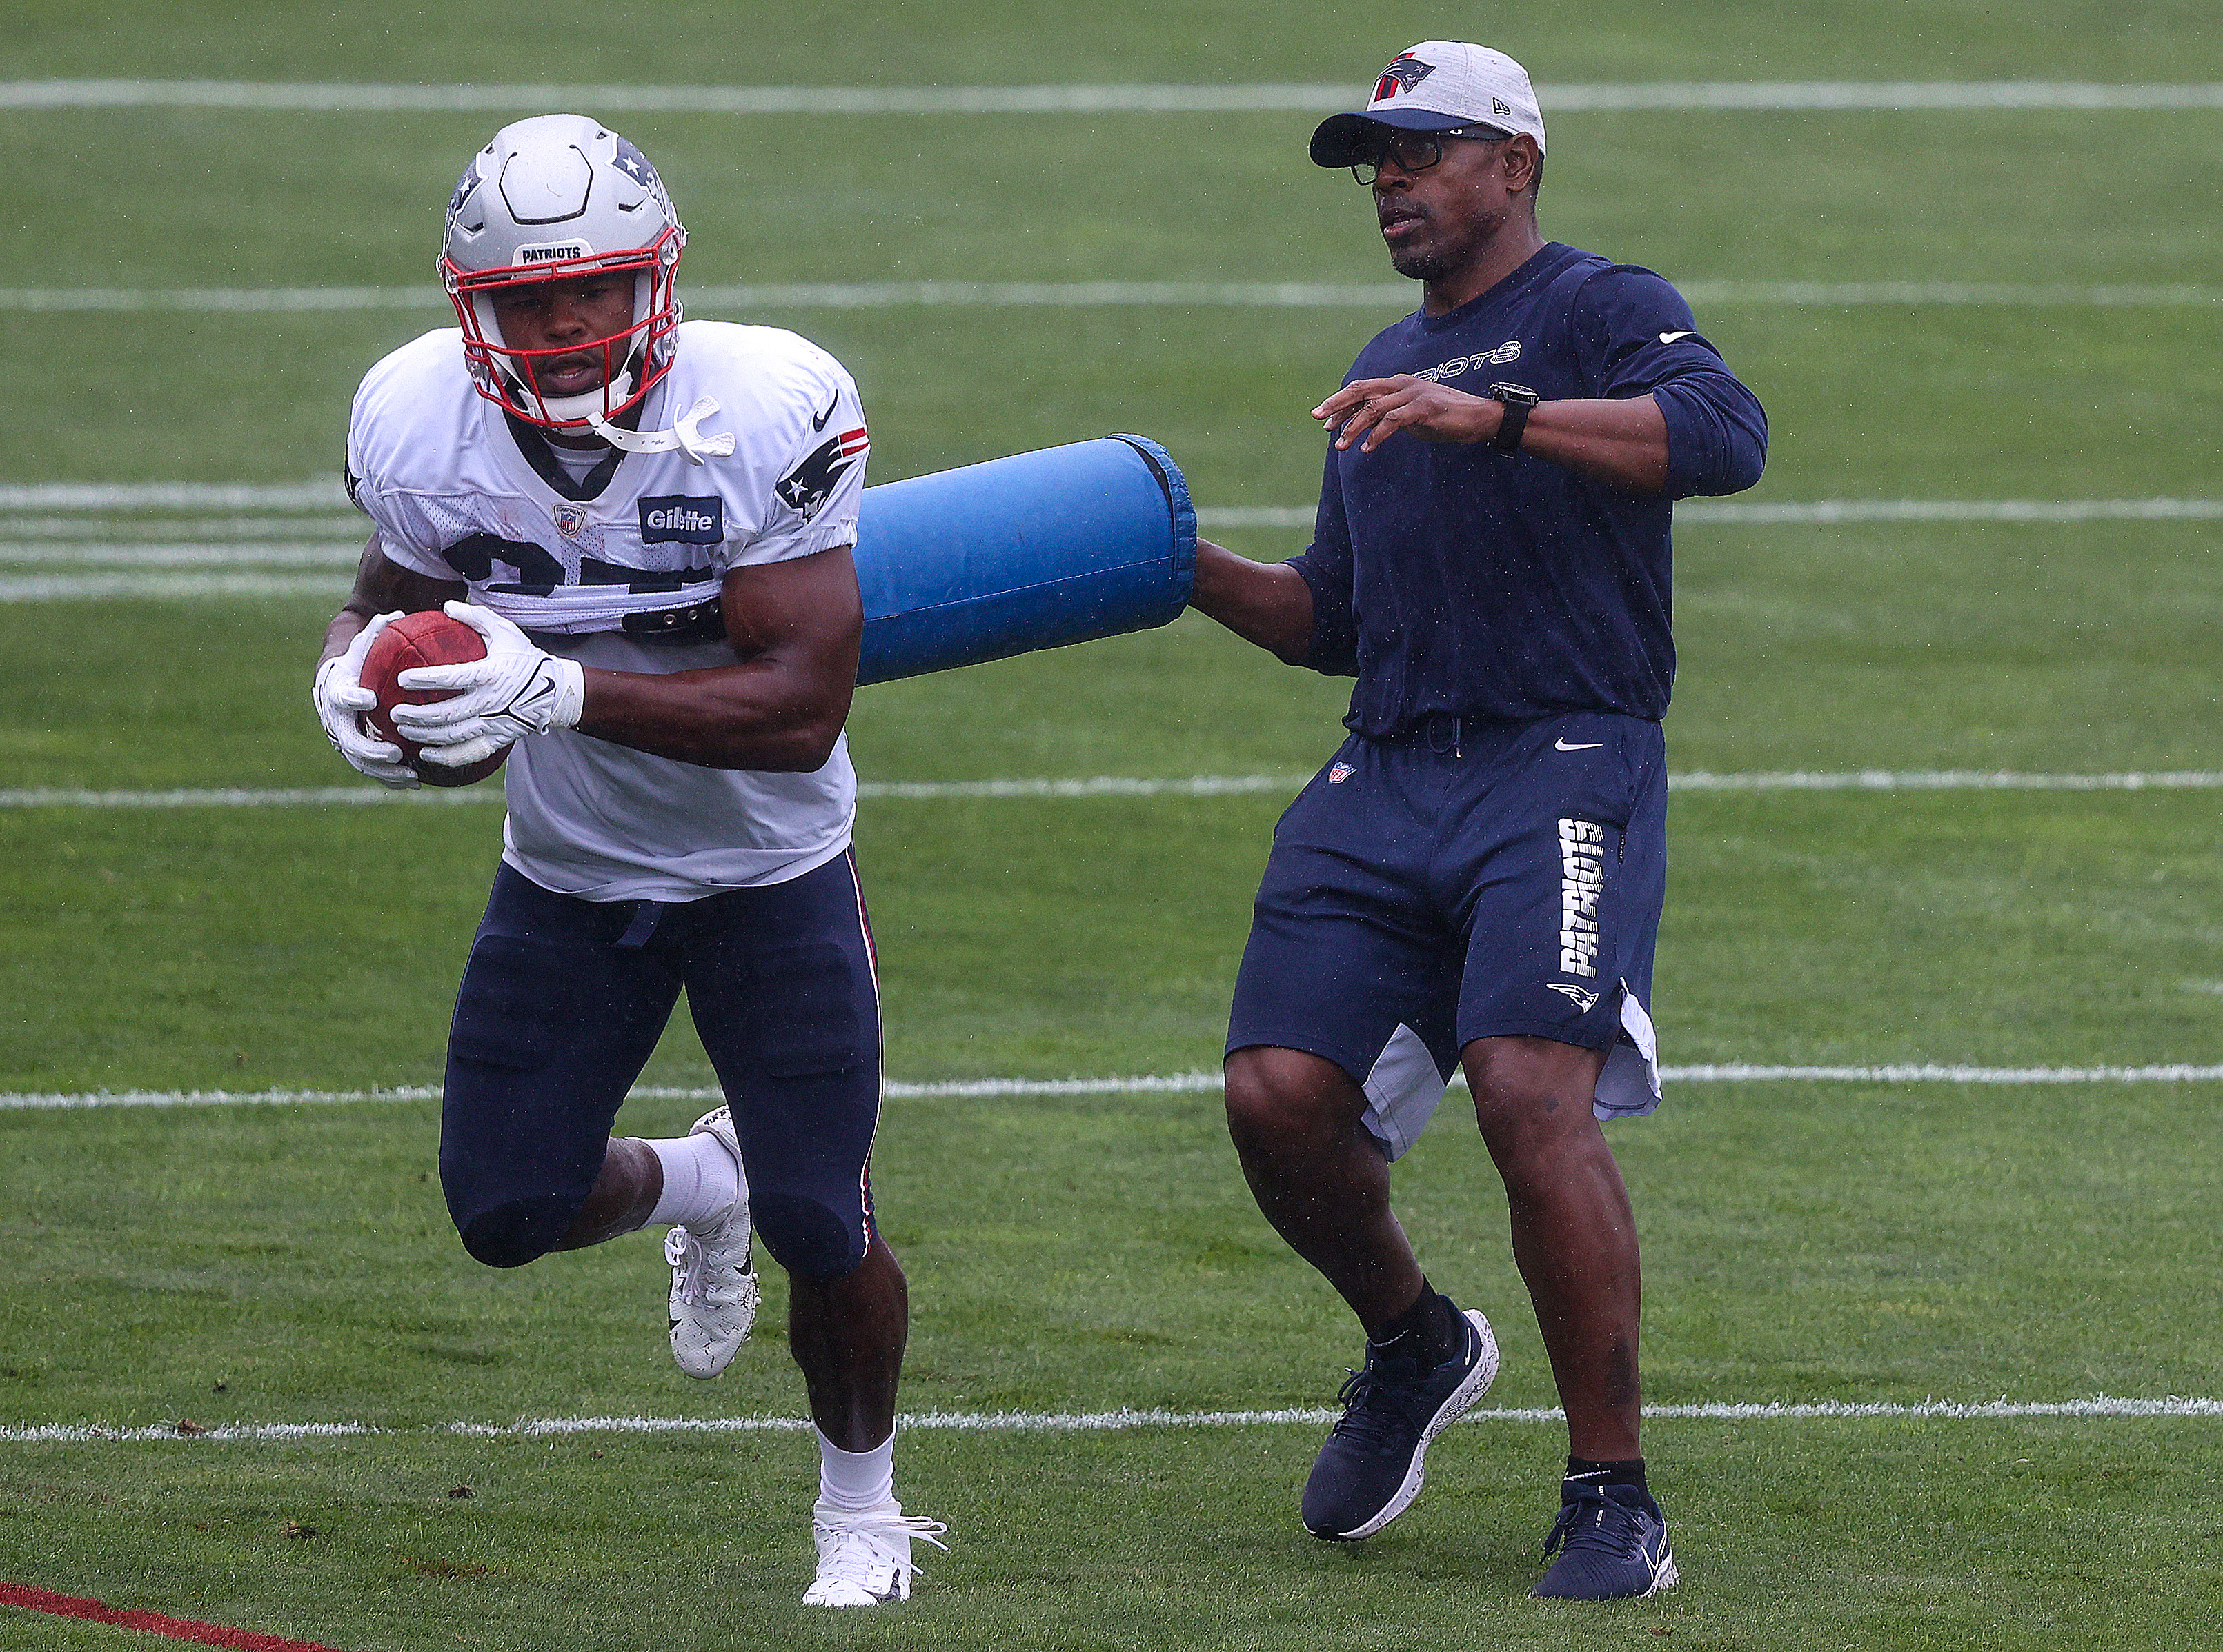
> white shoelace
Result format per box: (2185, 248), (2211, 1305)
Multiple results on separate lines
(813, 1509), (951, 1590)
(664, 1226), (709, 1305)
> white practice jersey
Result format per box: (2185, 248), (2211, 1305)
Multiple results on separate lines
(346, 320), (870, 902)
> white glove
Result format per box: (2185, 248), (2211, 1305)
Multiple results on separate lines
(392, 600), (586, 770)
(312, 611), (419, 789)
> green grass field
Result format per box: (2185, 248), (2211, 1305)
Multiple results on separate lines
(4, 2), (2223, 1646)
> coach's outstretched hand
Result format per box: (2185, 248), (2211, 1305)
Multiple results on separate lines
(313, 610), (419, 789)
(393, 601), (587, 770)
(1315, 375), (1500, 452)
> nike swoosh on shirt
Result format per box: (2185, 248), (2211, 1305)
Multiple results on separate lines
(1658, 330), (1695, 344)
(1554, 739), (1604, 751)
(811, 394), (840, 431)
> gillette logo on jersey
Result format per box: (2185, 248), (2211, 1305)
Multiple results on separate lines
(640, 496), (724, 544)
(1557, 817), (1607, 979)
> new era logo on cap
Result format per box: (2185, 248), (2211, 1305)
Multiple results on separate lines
(1312, 41), (1548, 168)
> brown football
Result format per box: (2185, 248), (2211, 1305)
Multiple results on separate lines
(359, 610), (511, 788)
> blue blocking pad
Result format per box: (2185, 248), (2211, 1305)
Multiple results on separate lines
(851, 434), (1196, 686)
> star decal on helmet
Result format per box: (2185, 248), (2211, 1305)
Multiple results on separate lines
(611, 139), (660, 190)
(448, 159), (482, 225)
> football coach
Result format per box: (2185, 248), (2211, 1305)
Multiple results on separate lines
(1189, 42), (1766, 1599)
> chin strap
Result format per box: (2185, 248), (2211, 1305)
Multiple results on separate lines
(589, 396), (737, 465)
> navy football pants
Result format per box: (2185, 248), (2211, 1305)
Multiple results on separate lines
(439, 853), (883, 1279)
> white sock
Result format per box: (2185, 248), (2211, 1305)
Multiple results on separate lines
(644, 1131), (741, 1228)
(815, 1427), (896, 1515)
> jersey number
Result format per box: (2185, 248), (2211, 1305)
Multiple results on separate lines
(439, 533), (711, 597)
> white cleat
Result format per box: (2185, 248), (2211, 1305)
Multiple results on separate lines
(664, 1107), (759, 1379)
(802, 1502), (949, 1607)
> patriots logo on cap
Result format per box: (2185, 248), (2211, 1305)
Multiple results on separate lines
(1374, 53), (1435, 101)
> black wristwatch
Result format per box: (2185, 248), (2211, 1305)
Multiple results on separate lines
(1488, 381), (1540, 452)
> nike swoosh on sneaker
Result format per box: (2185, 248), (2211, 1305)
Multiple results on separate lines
(1554, 738), (1603, 751)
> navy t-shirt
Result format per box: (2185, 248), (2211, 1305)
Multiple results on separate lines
(1287, 241), (1768, 733)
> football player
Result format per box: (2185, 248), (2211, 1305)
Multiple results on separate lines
(312, 115), (941, 1607)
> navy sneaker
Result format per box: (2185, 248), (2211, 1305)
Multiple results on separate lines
(1300, 1307), (1499, 1540)
(1532, 1481), (1678, 1600)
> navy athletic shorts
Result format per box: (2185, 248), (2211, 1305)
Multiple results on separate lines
(439, 851), (883, 1277)
(1228, 710), (1667, 1156)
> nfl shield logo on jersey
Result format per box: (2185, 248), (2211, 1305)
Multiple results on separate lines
(1328, 762), (1356, 784)
(553, 503), (589, 537)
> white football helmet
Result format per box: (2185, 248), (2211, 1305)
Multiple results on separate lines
(441, 114), (687, 434)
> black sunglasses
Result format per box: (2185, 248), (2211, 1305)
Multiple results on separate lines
(1350, 126), (1510, 186)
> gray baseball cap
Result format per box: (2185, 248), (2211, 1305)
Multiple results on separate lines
(1311, 42), (1548, 167)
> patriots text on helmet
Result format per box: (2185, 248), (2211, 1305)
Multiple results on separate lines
(515, 239), (593, 266)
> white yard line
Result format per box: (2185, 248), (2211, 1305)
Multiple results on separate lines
(0, 481), (352, 510)
(3, 772), (2219, 812)
(5, 1394), (2218, 1445)
(858, 775), (1304, 799)
(3, 482), (2218, 521)
(0, 515), (363, 539)
(0, 572), (344, 600)
(0, 777), (1309, 808)
(6, 79), (2223, 113)
(0, 543), (363, 566)
(1670, 770), (2223, 792)
(9, 1063), (2223, 1113)
(1209, 498), (2223, 529)
(0, 786), (501, 808)
(8, 280), (2223, 312)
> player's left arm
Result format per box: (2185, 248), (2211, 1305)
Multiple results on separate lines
(571, 546), (863, 770)
(393, 548), (862, 774)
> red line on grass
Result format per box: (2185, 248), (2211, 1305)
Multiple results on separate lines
(0, 1582), (358, 1651)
